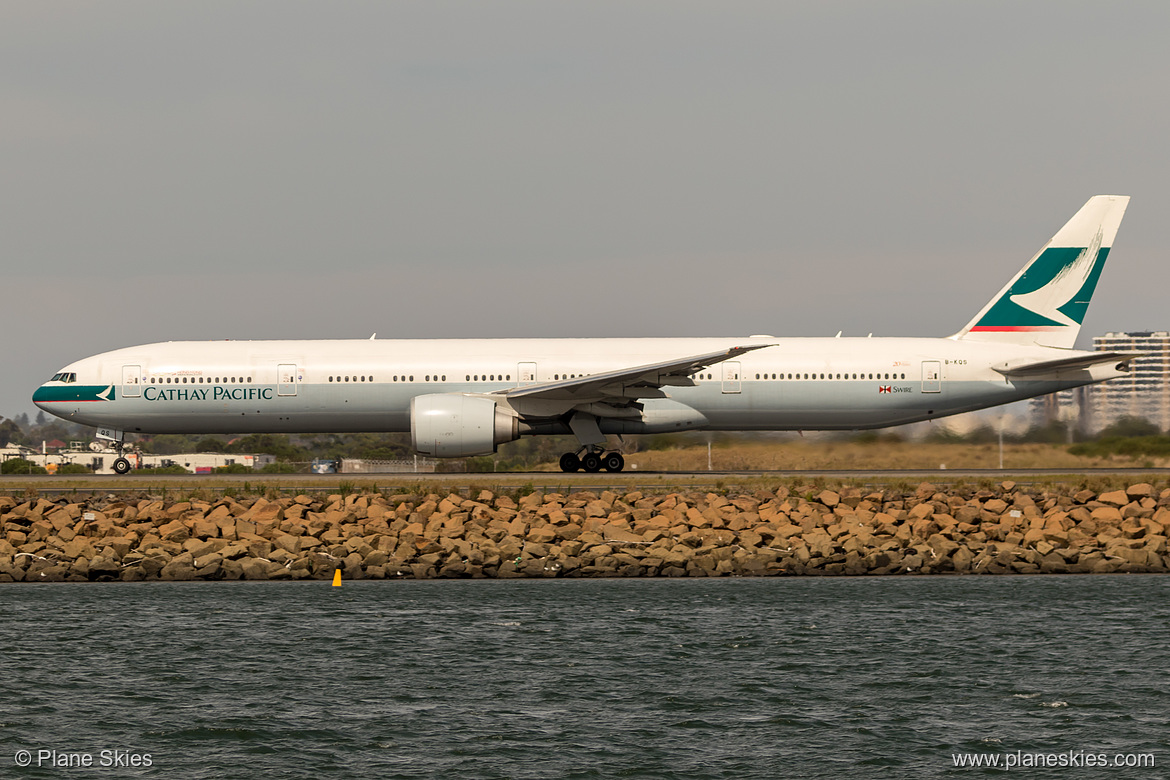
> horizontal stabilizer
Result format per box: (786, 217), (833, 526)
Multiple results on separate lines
(991, 352), (1140, 378)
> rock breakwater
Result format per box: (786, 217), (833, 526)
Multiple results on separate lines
(2, 482), (1168, 582)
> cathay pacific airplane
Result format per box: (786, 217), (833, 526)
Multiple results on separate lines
(35, 196), (1134, 475)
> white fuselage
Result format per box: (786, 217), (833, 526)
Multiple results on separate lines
(33, 336), (1122, 437)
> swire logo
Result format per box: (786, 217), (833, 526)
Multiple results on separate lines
(878, 386), (891, 394)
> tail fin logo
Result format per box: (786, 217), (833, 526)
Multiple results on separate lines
(956, 195), (1128, 348)
(1005, 227), (1103, 328)
(970, 237), (1109, 332)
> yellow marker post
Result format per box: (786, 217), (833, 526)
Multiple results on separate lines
(332, 569), (342, 587)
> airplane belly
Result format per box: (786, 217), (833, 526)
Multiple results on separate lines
(680, 382), (936, 430)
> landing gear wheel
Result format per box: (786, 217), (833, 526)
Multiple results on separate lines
(112, 457), (132, 475)
(559, 452), (581, 473)
(602, 452), (625, 472)
(581, 452), (603, 473)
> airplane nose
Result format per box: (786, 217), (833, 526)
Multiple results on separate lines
(32, 385), (52, 411)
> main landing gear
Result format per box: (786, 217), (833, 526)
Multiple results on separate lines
(560, 449), (625, 473)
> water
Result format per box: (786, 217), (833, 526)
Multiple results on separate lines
(2, 576), (1168, 779)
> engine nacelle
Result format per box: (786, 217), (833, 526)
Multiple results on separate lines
(410, 394), (519, 457)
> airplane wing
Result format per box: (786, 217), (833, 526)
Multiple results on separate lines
(992, 351), (1141, 378)
(499, 344), (773, 406)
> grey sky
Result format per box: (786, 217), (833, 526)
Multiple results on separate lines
(4, 1), (1168, 419)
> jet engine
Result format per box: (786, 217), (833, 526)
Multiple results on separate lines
(410, 394), (519, 457)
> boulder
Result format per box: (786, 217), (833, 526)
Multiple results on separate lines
(159, 561), (197, 581)
(816, 490), (840, 508)
(1126, 483), (1154, 499)
(1098, 490), (1130, 507)
(240, 557), (272, 580)
(273, 534), (302, 555)
(158, 520), (190, 544)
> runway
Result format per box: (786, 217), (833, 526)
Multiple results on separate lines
(1, 468), (1166, 498)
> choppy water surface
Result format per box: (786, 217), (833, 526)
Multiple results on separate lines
(2, 576), (1168, 778)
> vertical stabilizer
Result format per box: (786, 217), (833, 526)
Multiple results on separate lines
(953, 195), (1129, 349)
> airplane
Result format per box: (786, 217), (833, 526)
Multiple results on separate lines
(34, 195), (1135, 475)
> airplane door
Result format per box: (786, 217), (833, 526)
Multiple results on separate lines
(922, 360), (942, 393)
(518, 362), (538, 387)
(122, 365), (142, 398)
(278, 364), (298, 396)
(722, 361), (742, 394)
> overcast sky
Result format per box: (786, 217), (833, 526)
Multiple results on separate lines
(4, 1), (1169, 419)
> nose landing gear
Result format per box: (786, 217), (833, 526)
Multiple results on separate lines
(100, 429), (133, 475)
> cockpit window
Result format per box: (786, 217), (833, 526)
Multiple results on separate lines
(50, 373), (77, 383)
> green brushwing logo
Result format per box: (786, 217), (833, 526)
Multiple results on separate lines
(971, 230), (1107, 332)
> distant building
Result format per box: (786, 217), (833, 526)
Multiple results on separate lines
(12, 443), (276, 475)
(1090, 331), (1170, 431)
(1031, 331), (1170, 433)
(340, 457), (436, 474)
